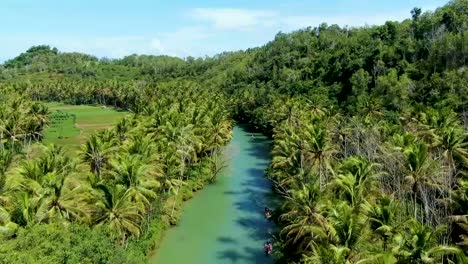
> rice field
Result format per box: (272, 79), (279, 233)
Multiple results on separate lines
(43, 102), (128, 151)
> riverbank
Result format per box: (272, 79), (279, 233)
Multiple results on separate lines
(135, 154), (221, 259)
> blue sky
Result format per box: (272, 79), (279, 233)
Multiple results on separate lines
(1, 0), (448, 61)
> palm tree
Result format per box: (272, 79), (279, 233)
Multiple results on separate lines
(328, 201), (366, 251)
(35, 172), (92, 224)
(115, 117), (131, 142)
(332, 157), (379, 207)
(356, 252), (397, 264)
(356, 96), (384, 122)
(1, 117), (25, 147)
(16, 147), (90, 224)
(97, 129), (118, 145)
(121, 133), (158, 163)
(163, 123), (199, 217)
(9, 191), (39, 227)
(403, 142), (440, 222)
(109, 154), (160, 207)
(0, 148), (14, 177)
(153, 151), (184, 195)
(81, 134), (114, 177)
(280, 182), (327, 253)
(26, 101), (50, 140)
(393, 219), (463, 263)
(18, 159), (43, 183)
(166, 123), (200, 181)
(0, 162), (23, 214)
(363, 195), (397, 250)
(203, 109), (232, 156)
(37, 145), (75, 176)
(94, 184), (145, 244)
(301, 201), (366, 263)
(451, 179), (468, 252)
(303, 243), (350, 264)
(301, 123), (335, 190)
(0, 205), (18, 237)
(271, 126), (304, 186)
(438, 126), (468, 179)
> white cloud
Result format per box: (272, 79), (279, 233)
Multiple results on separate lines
(190, 8), (277, 30)
(0, 26), (218, 61)
(154, 26), (213, 57)
(188, 7), (420, 33)
(150, 38), (165, 53)
(0, 35), (172, 60)
(282, 11), (411, 30)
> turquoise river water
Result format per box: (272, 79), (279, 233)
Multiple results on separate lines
(149, 125), (276, 264)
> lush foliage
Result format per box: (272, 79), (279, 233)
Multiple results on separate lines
(0, 82), (232, 262)
(218, 1), (468, 263)
(0, 224), (141, 264)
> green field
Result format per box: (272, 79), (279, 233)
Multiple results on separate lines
(43, 102), (128, 150)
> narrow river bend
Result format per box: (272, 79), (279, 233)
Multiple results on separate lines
(149, 125), (276, 264)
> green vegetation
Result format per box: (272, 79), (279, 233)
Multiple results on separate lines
(0, 0), (467, 263)
(43, 102), (127, 149)
(44, 108), (79, 145)
(0, 224), (138, 264)
(0, 84), (232, 263)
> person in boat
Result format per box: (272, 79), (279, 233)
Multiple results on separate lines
(264, 240), (273, 256)
(264, 207), (271, 218)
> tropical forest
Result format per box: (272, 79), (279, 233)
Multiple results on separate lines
(0, 0), (468, 263)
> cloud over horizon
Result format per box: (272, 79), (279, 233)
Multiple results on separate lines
(190, 8), (277, 30)
(0, 1), (446, 62)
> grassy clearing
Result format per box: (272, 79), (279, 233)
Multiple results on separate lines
(43, 102), (128, 151)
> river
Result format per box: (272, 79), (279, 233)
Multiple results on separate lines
(149, 125), (276, 264)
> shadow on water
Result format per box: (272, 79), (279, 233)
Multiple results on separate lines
(217, 249), (245, 263)
(217, 236), (238, 244)
(256, 162), (270, 167)
(215, 127), (276, 263)
(224, 190), (243, 196)
(246, 142), (271, 160)
(150, 125), (277, 264)
(244, 246), (273, 264)
(216, 246), (273, 264)
(244, 168), (270, 187)
(235, 216), (275, 241)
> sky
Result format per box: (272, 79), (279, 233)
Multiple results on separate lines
(1, 0), (449, 62)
